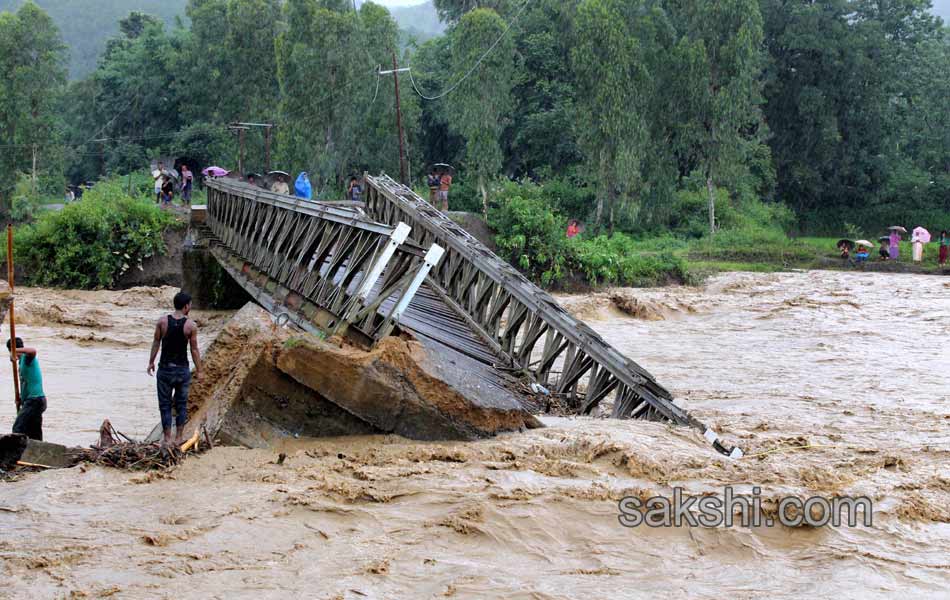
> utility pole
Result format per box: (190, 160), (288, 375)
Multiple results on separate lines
(233, 122), (275, 175)
(264, 126), (272, 173)
(229, 124), (250, 177)
(239, 128), (246, 177)
(380, 53), (410, 185)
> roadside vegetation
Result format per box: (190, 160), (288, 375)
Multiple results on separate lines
(2, 176), (179, 289)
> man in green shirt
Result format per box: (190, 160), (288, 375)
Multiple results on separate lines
(7, 337), (46, 441)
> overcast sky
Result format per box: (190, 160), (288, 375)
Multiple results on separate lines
(371, 0), (950, 20)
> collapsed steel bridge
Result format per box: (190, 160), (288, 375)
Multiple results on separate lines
(200, 176), (739, 456)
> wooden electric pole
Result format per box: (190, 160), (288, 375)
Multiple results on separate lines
(381, 53), (409, 185)
(93, 138), (106, 179)
(232, 122), (275, 176)
(229, 124), (250, 177)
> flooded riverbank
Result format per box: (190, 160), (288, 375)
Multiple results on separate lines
(1, 271), (948, 598)
(0, 286), (231, 446)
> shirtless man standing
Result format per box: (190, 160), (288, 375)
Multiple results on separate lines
(147, 291), (201, 446)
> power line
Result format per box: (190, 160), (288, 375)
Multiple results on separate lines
(407, 0), (531, 101)
(370, 65), (382, 105)
(73, 94), (139, 151)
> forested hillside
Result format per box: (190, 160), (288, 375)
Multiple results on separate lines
(0, 0), (187, 78)
(2, 0), (949, 285)
(384, 1), (445, 40)
(0, 0), (446, 78)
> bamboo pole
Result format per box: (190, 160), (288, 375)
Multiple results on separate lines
(7, 224), (20, 412)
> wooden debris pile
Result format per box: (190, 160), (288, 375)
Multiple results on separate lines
(72, 442), (185, 471)
(70, 420), (211, 471)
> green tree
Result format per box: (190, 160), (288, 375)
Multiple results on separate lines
(506, 0), (582, 179)
(760, 0), (945, 226)
(667, 0), (765, 233)
(571, 0), (651, 232)
(91, 18), (184, 162)
(0, 1), (67, 208)
(433, 0), (513, 24)
(276, 0), (365, 189)
(350, 2), (420, 181)
(179, 0), (281, 126)
(445, 8), (515, 215)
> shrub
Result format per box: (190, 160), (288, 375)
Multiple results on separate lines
(488, 181), (568, 286)
(668, 175), (794, 238)
(10, 175), (42, 223)
(11, 177), (177, 288)
(489, 180), (693, 287)
(569, 233), (691, 287)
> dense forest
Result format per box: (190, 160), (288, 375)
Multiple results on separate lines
(1, 0), (948, 243)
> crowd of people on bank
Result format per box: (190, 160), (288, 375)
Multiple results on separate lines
(838, 226), (949, 267)
(70, 158), (450, 209)
(151, 162), (193, 208)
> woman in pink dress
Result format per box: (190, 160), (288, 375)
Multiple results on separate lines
(888, 230), (901, 260)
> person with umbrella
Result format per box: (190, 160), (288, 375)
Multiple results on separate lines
(153, 162), (165, 203)
(427, 169), (440, 206)
(911, 226), (931, 263)
(888, 226), (905, 260)
(269, 171), (291, 195)
(836, 239), (854, 261)
(202, 166), (229, 178)
(160, 174), (175, 207)
(854, 240), (873, 263)
(878, 237), (890, 261)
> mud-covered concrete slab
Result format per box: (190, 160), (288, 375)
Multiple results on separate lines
(182, 304), (378, 447)
(276, 335), (542, 441)
(180, 303), (540, 446)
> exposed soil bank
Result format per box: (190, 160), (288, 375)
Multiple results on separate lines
(115, 226), (187, 289)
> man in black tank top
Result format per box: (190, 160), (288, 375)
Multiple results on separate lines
(148, 291), (202, 446)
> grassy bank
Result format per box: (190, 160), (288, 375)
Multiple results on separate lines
(485, 192), (948, 290)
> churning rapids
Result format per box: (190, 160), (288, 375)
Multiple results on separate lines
(0, 271), (948, 599)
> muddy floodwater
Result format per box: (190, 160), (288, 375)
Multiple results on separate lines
(1, 271), (949, 599)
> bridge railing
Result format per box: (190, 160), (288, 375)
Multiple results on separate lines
(204, 178), (443, 344)
(364, 174), (703, 429)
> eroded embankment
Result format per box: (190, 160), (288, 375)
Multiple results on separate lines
(183, 304), (540, 446)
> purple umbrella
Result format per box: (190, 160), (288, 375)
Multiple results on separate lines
(202, 166), (229, 177)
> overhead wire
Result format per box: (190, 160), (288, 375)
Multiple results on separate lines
(407, 0), (532, 101)
(73, 93), (139, 150)
(370, 65), (382, 105)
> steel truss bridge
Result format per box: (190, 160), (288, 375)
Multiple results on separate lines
(200, 175), (739, 456)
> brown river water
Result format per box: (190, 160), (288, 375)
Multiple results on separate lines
(0, 271), (948, 599)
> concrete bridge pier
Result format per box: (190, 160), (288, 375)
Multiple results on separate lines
(181, 205), (251, 310)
